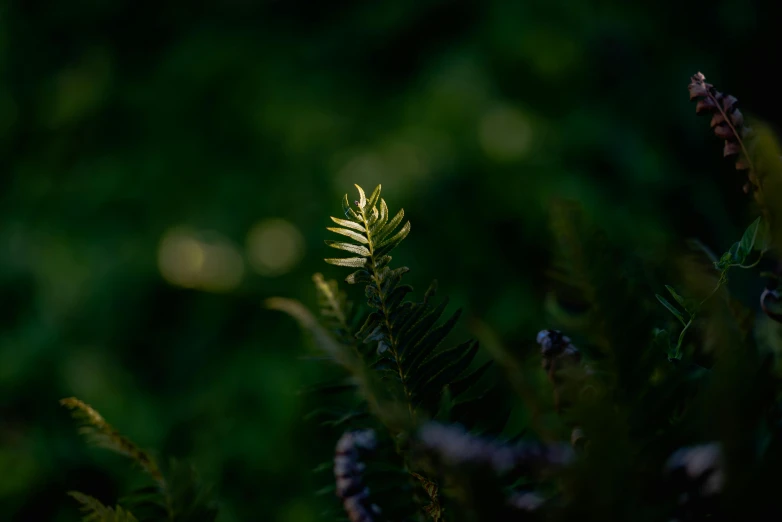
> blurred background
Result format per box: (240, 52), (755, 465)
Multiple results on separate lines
(2, 0), (782, 520)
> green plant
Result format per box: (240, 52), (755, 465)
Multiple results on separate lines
(62, 71), (782, 522)
(267, 73), (782, 522)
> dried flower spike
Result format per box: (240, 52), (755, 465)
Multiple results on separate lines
(688, 72), (758, 195)
(334, 430), (382, 522)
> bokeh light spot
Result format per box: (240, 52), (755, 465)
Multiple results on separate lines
(158, 227), (244, 292)
(334, 139), (433, 195)
(479, 106), (533, 162)
(246, 219), (305, 277)
(335, 152), (388, 192)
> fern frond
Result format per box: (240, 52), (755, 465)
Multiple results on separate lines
(68, 491), (139, 522)
(60, 398), (165, 488)
(324, 185), (494, 427)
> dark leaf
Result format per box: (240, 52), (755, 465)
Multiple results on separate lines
(656, 294), (686, 326)
(405, 308), (464, 371)
(397, 298), (450, 359)
(345, 270), (372, 285)
(449, 360), (493, 399)
(412, 340), (479, 401)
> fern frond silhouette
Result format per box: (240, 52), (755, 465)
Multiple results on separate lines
(60, 397), (165, 486)
(61, 398), (218, 522)
(68, 491), (139, 522)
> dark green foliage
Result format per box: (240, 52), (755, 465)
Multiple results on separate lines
(33, 41), (782, 520)
(546, 200), (659, 398)
(11, 3), (782, 520)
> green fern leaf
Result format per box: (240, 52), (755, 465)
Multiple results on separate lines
(326, 227), (369, 244)
(404, 308), (463, 370)
(375, 222), (411, 257)
(342, 194), (359, 220)
(397, 299), (451, 360)
(354, 183), (367, 208)
(370, 199), (390, 234)
(324, 240), (371, 256)
(324, 257), (368, 268)
(409, 339), (478, 394)
(330, 216), (365, 232)
(449, 361), (494, 399)
(68, 491), (139, 522)
(377, 209), (406, 243)
(366, 184), (382, 210)
(412, 343), (479, 412)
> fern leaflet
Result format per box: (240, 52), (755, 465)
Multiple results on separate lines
(68, 491), (139, 522)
